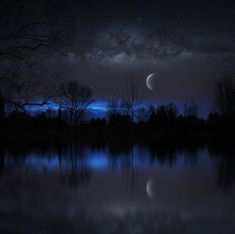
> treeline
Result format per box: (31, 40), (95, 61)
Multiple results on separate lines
(0, 74), (235, 140)
(0, 102), (234, 141)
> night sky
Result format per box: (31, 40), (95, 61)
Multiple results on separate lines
(4, 0), (235, 113)
(63, 1), (235, 104)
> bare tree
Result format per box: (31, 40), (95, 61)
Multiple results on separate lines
(0, 0), (69, 59)
(58, 81), (93, 125)
(0, 91), (4, 121)
(107, 99), (119, 117)
(120, 77), (142, 121)
(1, 64), (66, 110)
(0, 0), (70, 108)
(216, 75), (235, 115)
(184, 98), (198, 118)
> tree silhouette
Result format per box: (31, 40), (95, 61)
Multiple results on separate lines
(120, 77), (142, 122)
(0, 0), (70, 108)
(58, 81), (93, 125)
(216, 75), (235, 115)
(0, 91), (4, 123)
(107, 99), (119, 117)
(184, 99), (198, 118)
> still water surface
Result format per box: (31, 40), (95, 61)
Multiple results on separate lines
(0, 143), (235, 233)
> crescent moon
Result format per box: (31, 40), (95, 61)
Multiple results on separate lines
(146, 73), (156, 91)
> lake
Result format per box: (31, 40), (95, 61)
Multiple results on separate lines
(0, 142), (235, 234)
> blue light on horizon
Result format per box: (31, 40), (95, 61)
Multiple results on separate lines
(23, 99), (212, 119)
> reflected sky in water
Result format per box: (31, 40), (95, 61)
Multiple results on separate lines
(0, 143), (235, 234)
(4, 146), (215, 172)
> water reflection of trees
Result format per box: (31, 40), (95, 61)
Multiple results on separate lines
(108, 141), (200, 168)
(108, 142), (138, 192)
(107, 141), (201, 193)
(58, 142), (92, 188)
(0, 142), (92, 189)
(208, 144), (235, 191)
(1, 140), (235, 191)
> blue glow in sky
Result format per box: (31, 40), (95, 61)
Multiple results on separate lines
(24, 99), (212, 119)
